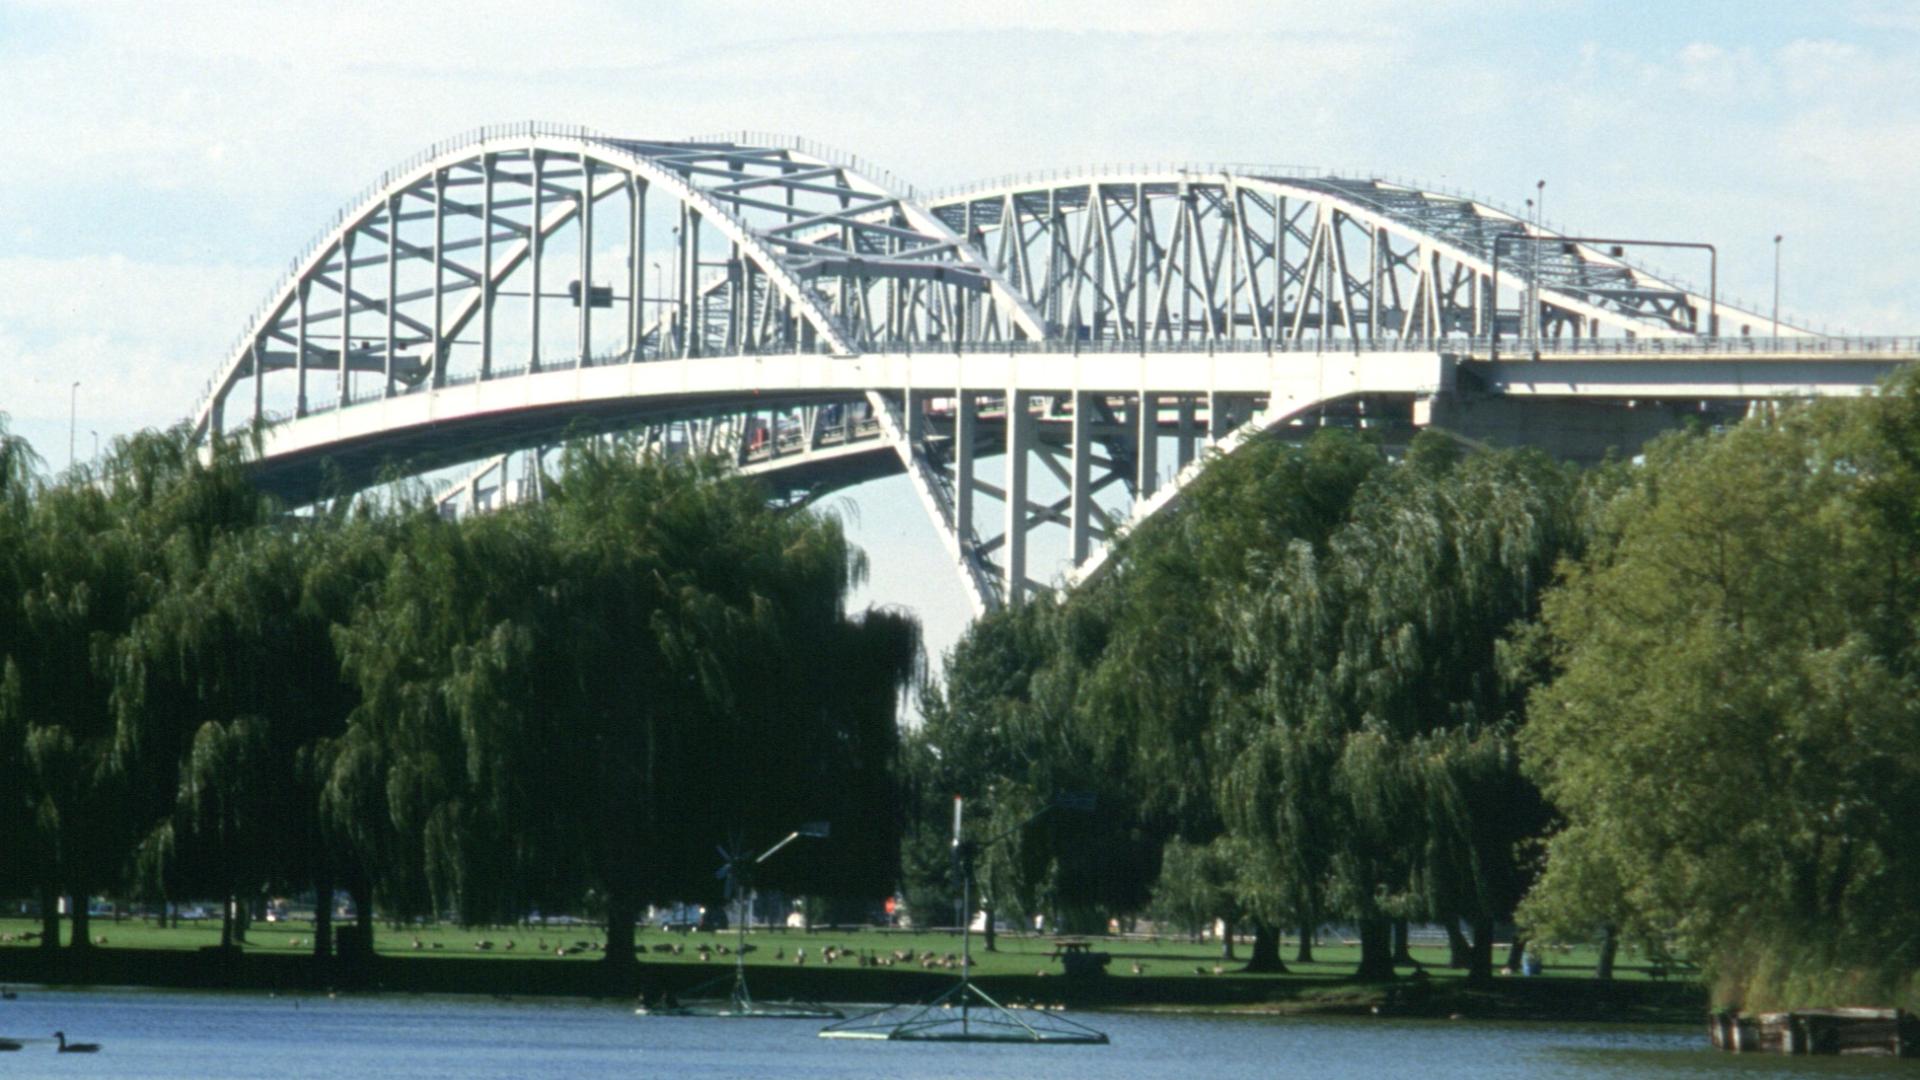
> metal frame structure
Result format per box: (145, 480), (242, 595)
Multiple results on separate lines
(818, 795), (1108, 1045)
(194, 125), (1898, 615)
(639, 824), (842, 1020)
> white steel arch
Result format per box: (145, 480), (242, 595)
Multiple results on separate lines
(195, 134), (1892, 618)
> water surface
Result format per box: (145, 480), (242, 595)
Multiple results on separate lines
(0, 987), (1911, 1078)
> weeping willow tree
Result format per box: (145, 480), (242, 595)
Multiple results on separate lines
(116, 507), (385, 962)
(0, 415), (42, 923)
(337, 443), (920, 964)
(1221, 436), (1580, 980)
(923, 429), (1580, 980)
(916, 429), (1384, 954)
(1317, 438), (1579, 981)
(0, 428), (266, 950)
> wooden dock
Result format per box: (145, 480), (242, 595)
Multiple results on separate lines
(1710, 1008), (1917, 1056)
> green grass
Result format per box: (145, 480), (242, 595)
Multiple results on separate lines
(0, 916), (1686, 984)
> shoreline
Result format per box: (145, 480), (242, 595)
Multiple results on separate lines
(0, 948), (1707, 1026)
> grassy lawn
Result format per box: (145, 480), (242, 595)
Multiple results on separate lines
(0, 916), (1685, 985)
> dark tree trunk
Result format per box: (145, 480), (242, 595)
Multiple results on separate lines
(233, 894), (251, 945)
(1596, 925), (1619, 981)
(68, 895), (92, 950)
(1355, 917), (1396, 981)
(1220, 917), (1236, 960)
(219, 893), (235, 949)
(1242, 921), (1289, 973)
(982, 904), (997, 952)
(1505, 934), (1527, 974)
(1466, 914), (1496, 986)
(1445, 917), (1471, 968)
(348, 879), (375, 958)
(312, 871), (334, 966)
(603, 892), (637, 967)
(1391, 918), (1414, 965)
(1295, 917), (1315, 963)
(38, 882), (59, 950)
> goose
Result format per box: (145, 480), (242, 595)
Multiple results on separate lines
(0, 1039), (20, 1051)
(55, 1031), (101, 1053)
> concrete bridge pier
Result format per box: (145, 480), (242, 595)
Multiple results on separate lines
(1418, 390), (1751, 464)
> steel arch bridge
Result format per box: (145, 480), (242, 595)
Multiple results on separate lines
(190, 123), (1917, 614)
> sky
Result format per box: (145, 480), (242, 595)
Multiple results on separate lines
(3, 0), (1919, 665)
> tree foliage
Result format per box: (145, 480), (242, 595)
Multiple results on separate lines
(919, 428), (1581, 979)
(1521, 379), (1920, 1008)
(0, 430), (918, 967)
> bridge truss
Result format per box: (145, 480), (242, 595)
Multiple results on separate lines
(194, 124), (1885, 614)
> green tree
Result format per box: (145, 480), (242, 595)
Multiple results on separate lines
(0, 415), (43, 918)
(0, 476), (146, 949)
(118, 514), (376, 961)
(1521, 388), (1920, 1009)
(336, 445), (919, 964)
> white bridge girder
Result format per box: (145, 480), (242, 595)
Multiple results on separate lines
(197, 127), (1899, 615)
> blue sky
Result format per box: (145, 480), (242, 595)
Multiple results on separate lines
(3, 0), (1918, 661)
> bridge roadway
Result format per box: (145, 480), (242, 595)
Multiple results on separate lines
(242, 335), (1920, 609)
(250, 337), (1920, 500)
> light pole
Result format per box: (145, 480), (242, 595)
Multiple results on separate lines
(651, 260), (663, 358)
(90, 430), (98, 461)
(1532, 180), (1545, 341)
(1523, 198), (1534, 341)
(68, 381), (79, 470)
(1772, 234), (1783, 340)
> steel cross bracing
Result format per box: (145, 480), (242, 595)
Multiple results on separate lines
(195, 127), (1876, 616)
(922, 172), (1799, 348)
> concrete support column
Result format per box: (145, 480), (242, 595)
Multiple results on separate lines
(1136, 392), (1159, 498)
(955, 388), (975, 550)
(1005, 389), (1031, 606)
(1070, 390), (1094, 565)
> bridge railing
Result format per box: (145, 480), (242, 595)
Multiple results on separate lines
(1456, 336), (1920, 358)
(244, 332), (1920, 435)
(274, 334), (1920, 426)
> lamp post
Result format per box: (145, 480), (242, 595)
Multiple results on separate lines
(651, 260), (663, 359)
(1532, 180), (1545, 341)
(68, 381), (79, 470)
(1523, 198), (1534, 341)
(1772, 234), (1783, 340)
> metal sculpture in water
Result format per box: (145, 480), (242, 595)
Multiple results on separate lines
(820, 794), (1107, 1044)
(639, 822), (839, 1019)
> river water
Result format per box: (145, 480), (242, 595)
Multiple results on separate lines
(0, 987), (1911, 1078)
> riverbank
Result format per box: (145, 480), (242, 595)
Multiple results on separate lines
(0, 944), (1706, 1025)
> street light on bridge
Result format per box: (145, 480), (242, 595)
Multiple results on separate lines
(1772, 234), (1783, 340)
(1533, 180), (1545, 342)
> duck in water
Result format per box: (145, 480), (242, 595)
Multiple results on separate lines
(55, 1031), (101, 1053)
